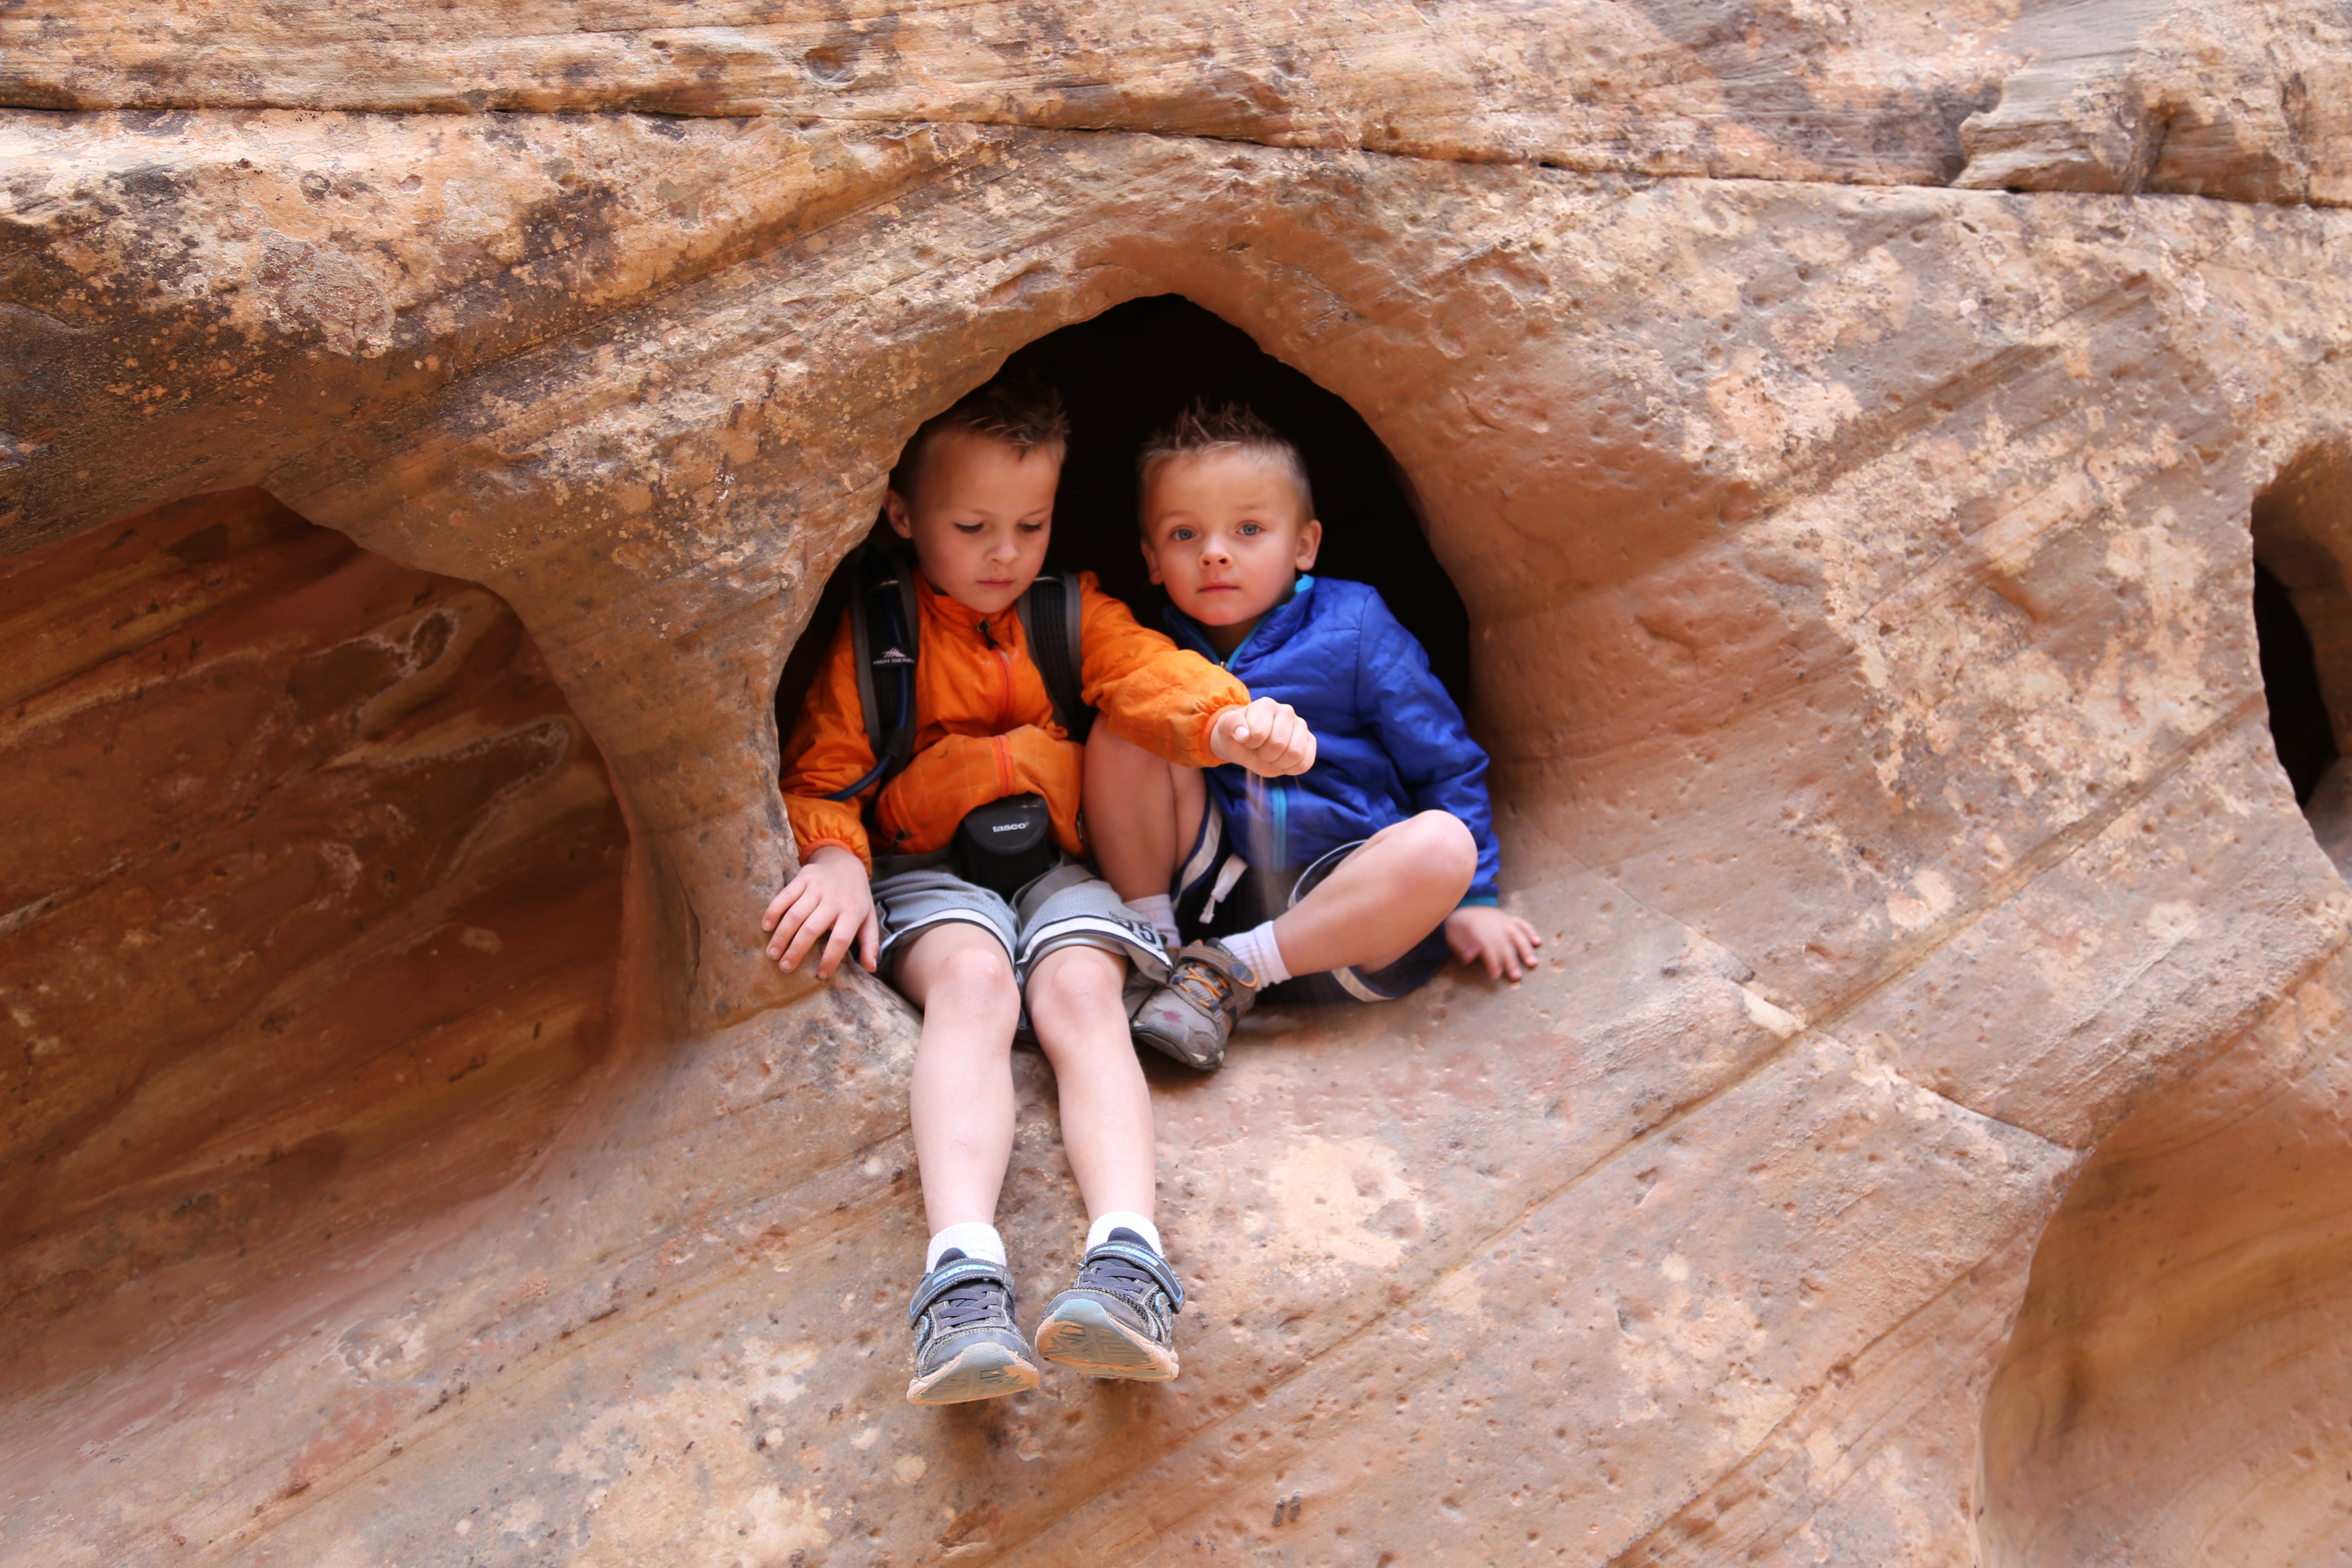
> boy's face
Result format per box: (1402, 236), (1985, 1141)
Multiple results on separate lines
(884, 427), (1059, 617)
(1140, 450), (1322, 652)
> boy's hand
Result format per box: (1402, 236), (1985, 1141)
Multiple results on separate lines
(1209, 698), (1317, 778)
(1444, 905), (1544, 982)
(763, 844), (879, 981)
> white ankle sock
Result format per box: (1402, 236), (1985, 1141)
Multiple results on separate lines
(1131, 893), (1180, 949)
(926, 1222), (1006, 1271)
(1222, 921), (1291, 988)
(1086, 1211), (1163, 1256)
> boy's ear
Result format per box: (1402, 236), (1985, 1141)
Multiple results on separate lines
(1294, 518), (1323, 572)
(1139, 533), (1164, 585)
(882, 487), (916, 540)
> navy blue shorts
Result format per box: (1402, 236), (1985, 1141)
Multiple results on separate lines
(1170, 808), (1450, 1007)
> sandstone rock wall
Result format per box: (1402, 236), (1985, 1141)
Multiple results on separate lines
(1981, 948), (2352, 1566)
(3, 3), (2351, 1565)
(0, 487), (627, 1407)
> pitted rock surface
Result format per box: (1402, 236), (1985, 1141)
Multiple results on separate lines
(4, 4), (2352, 1565)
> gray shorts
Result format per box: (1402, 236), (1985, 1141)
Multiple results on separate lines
(872, 859), (1171, 991)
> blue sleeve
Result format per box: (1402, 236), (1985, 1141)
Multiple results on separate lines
(1352, 592), (1502, 904)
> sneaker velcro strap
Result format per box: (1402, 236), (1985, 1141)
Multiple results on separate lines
(1167, 961), (1251, 1027)
(1186, 940), (1258, 992)
(908, 1257), (1014, 1325)
(1086, 1240), (1185, 1314)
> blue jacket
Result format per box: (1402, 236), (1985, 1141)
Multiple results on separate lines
(1165, 575), (1501, 905)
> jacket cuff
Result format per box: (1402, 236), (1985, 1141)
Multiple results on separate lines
(1187, 706), (1236, 769)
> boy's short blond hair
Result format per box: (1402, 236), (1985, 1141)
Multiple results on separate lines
(1136, 401), (1316, 529)
(894, 379), (1069, 499)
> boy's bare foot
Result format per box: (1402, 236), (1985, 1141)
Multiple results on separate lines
(1129, 939), (1259, 1071)
(906, 1253), (1040, 1405)
(1032, 1231), (1184, 1381)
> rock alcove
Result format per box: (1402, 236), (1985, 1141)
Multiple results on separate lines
(1973, 448), (2352, 1567)
(4, 8), (2352, 1563)
(0, 488), (628, 1403)
(774, 293), (1472, 775)
(2251, 445), (2352, 869)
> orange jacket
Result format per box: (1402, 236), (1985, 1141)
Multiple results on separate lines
(782, 570), (1248, 872)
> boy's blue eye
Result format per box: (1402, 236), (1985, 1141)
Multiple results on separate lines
(1169, 527), (1195, 542)
(1237, 522), (1263, 536)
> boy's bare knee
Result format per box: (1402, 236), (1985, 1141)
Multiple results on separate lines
(907, 928), (1020, 1019)
(1403, 811), (1478, 899)
(1420, 810), (1477, 870)
(943, 943), (1016, 993)
(1026, 944), (1127, 1017)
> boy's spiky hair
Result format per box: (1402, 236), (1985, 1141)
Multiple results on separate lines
(894, 378), (1069, 497)
(1136, 401), (1316, 527)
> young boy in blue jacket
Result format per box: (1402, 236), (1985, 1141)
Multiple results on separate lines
(1087, 403), (1543, 1067)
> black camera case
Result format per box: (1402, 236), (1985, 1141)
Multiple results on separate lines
(950, 793), (1059, 899)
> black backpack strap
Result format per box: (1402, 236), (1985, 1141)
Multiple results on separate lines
(1017, 570), (1093, 743)
(824, 544), (922, 801)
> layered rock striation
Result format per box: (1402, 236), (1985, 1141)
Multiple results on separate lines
(3, 3), (2351, 1564)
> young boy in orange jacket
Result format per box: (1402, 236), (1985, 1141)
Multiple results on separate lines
(763, 381), (1314, 1405)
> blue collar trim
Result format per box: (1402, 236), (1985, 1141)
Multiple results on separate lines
(1168, 574), (1315, 668)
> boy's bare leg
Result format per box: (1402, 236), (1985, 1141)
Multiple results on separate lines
(1024, 944), (1157, 1221)
(896, 922), (1026, 1234)
(893, 921), (1044, 1407)
(1084, 726), (1206, 905)
(1270, 810), (1477, 976)
(1026, 941), (1185, 1382)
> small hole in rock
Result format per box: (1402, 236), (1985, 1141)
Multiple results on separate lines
(2248, 444), (2352, 869)
(2253, 558), (2335, 804)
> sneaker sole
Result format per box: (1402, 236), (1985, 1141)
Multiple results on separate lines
(905, 1341), (1042, 1405)
(1130, 1017), (1224, 1072)
(1033, 1299), (1179, 1381)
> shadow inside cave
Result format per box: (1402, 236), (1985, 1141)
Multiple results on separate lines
(2251, 444), (2352, 872)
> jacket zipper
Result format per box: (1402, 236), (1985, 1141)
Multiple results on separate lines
(977, 616), (1018, 797)
(979, 616), (1017, 729)
(1271, 778), (1289, 872)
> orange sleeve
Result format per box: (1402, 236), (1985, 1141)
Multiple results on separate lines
(1074, 573), (1248, 767)
(779, 609), (879, 874)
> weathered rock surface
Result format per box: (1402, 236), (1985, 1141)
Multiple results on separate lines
(3, 3), (2351, 1565)
(0, 488), (626, 1406)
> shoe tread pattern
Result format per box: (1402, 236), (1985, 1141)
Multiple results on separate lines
(907, 1340), (1042, 1404)
(1035, 1297), (1179, 1380)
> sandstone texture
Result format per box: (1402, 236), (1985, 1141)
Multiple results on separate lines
(3, 3), (2351, 1565)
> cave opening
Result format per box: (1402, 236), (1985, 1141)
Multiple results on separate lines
(775, 295), (1470, 735)
(2247, 446), (2352, 861)
(1003, 294), (1468, 706)
(2253, 557), (2336, 804)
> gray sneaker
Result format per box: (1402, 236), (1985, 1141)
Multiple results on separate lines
(1032, 1231), (1185, 1381)
(906, 1252), (1040, 1405)
(1130, 939), (1259, 1070)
